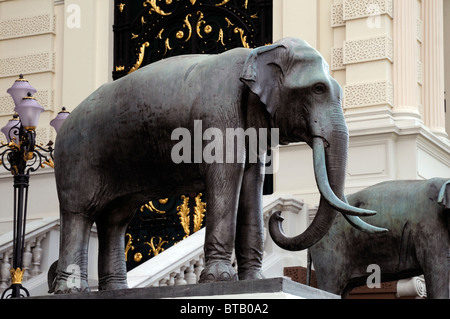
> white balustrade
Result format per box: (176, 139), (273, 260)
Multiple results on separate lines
(0, 217), (59, 295)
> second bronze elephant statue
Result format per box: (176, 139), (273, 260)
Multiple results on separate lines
(307, 178), (450, 299)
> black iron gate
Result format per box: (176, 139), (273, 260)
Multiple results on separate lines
(113, 0), (272, 79)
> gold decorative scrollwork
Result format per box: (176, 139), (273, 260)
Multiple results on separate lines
(234, 27), (249, 48)
(164, 38), (172, 54)
(217, 28), (225, 45)
(196, 11), (206, 39)
(204, 25), (212, 34)
(156, 28), (164, 39)
(183, 14), (193, 42)
(216, 0), (231, 6)
(159, 198), (169, 204)
(145, 236), (168, 256)
(41, 158), (54, 168)
(140, 200), (166, 214)
(134, 252), (143, 262)
(121, 0), (262, 82)
(143, 0), (172, 16)
(118, 3), (126, 12)
(176, 30), (184, 39)
(125, 233), (134, 262)
(225, 17), (234, 27)
(128, 42), (149, 74)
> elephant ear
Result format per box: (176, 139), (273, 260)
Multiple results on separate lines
(438, 180), (450, 209)
(240, 43), (289, 117)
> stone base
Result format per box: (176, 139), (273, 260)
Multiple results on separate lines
(32, 277), (339, 299)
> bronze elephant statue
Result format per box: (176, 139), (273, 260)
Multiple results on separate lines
(307, 178), (450, 299)
(49, 38), (382, 294)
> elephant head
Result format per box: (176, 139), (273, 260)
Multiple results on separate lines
(240, 38), (387, 251)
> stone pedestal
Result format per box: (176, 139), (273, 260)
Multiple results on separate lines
(31, 277), (339, 299)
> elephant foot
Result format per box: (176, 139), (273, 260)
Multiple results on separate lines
(199, 261), (238, 283)
(51, 277), (91, 294)
(238, 269), (264, 281)
(98, 275), (129, 291)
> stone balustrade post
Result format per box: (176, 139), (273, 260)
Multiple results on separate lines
(31, 236), (43, 277)
(22, 242), (33, 282)
(0, 251), (11, 290)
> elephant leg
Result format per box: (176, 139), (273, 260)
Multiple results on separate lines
(313, 266), (347, 297)
(52, 210), (93, 294)
(235, 160), (265, 280)
(95, 203), (136, 290)
(199, 163), (244, 283)
(420, 243), (450, 299)
(422, 261), (449, 299)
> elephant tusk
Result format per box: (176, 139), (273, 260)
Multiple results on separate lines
(312, 137), (376, 217)
(341, 195), (388, 234)
(342, 213), (388, 234)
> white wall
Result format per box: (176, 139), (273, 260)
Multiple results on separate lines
(0, 0), (114, 235)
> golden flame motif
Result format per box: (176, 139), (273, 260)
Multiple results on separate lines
(177, 195), (190, 238)
(10, 268), (25, 284)
(176, 194), (206, 238)
(194, 193), (206, 233)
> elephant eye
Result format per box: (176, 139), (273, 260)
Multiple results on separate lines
(313, 83), (327, 95)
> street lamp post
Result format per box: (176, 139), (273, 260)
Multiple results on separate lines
(0, 75), (69, 298)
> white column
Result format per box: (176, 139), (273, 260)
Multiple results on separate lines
(423, 0), (447, 137)
(393, 0), (418, 114)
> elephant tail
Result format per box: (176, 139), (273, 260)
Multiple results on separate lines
(47, 260), (58, 293)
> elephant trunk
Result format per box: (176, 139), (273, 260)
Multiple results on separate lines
(269, 130), (380, 251)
